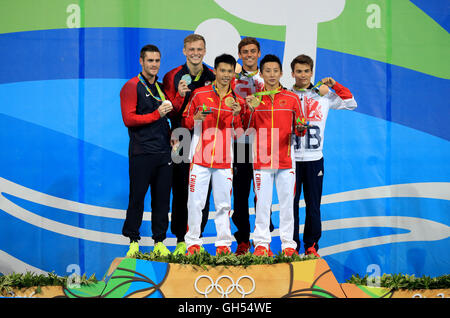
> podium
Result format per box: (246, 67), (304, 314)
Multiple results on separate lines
(63, 257), (393, 298)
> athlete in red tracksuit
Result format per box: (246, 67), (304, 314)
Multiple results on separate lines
(182, 54), (246, 255)
(243, 54), (306, 257)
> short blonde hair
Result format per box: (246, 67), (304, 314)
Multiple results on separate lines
(183, 34), (206, 47)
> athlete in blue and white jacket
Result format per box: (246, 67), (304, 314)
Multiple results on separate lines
(289, 54), (357, 256)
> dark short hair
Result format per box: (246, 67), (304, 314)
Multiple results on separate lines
(140, 44), (161, 59)
(290, 54), (314, 72)
(214, 54), (236, 69)
(238, 37), (260, 53)
(260, 54), (282, 72)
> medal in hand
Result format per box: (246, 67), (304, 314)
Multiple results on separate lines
(181, 74), (192, 86)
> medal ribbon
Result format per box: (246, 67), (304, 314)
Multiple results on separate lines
(235, 69), (259, 80)
(138, 73), (166, 102)
(184, 68), (203, 85)
(253, 89), (280, 97)
(252, 86), (281, 106)
(293, 81), (324, 95)
(211, 80), (232, 98)
(193, 69), (203, 82)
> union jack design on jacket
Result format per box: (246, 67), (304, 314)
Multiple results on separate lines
(290, 81), (357, 162)
(182, 83), (246, 169)
(231, 69), (264, 144)
(243, 86), (306, 170)
(231, 69), (264, 98)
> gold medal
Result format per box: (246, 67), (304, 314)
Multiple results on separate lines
(249, 97), (260, 108)
(225, 96), (235, 107)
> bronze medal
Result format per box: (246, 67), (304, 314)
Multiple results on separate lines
(318, 84), (329, 96)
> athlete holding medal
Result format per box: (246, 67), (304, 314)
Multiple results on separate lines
(163, 34), (215, 256)
(243, 54), (307, 257)
(182, 54), (245, 255)
(290, 54), (357, 257)
(120, 45), (174, 257)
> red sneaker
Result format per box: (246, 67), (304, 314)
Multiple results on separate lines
(186, 244), (201, 255)
(253, 245), (269, 256)
(282, 248), (299, 257)
(305, 243), (320, 257)
(235, 242), (251, 256)
(216, 246), (232, 256)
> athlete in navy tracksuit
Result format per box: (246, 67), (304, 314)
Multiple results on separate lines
(163, 34), (215, 252)
(120, 45), (175, 255)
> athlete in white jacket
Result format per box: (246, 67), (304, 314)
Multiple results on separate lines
(290, 54), (357, 256)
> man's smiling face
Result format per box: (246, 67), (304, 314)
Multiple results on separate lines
(183, 40), (206, 67)
(239, 43), (260, 71)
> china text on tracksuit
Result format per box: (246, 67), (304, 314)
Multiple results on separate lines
(120, 73), (176, 243)
(291, 82), (357, 252)
(182, 84), (245, 248)
(243, 87), (305, 251)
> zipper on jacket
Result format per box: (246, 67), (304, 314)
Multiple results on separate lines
(287, 132), (291, 157)
(210, 96), (222, 168)
(270, 95), (274, 169)
(298, 91), (307, 157)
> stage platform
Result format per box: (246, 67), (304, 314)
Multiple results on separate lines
(3, 257), (448, 298)
(61, 257), (394, 298)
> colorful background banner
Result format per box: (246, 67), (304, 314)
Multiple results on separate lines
(0, 0), (449, 283)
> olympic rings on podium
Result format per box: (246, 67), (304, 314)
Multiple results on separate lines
(194, 275), (256, 298)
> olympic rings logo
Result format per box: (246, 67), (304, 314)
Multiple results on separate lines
(194, 275), (256, 298)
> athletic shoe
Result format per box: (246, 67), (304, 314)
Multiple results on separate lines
(173, 242), (187, 256)
(186, 244), (202, 255)
(282, 248), (298, 257)
(253, 245), (269, 256)
(251, 241), (273, 257)
(305, 243), (320, 257)
(126, 242), (139, 257)
(216, 246), (232, 256)
(235, 242), (251, 256)
(153, 242), (171, 256)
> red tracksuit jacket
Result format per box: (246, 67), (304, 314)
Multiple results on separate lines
(243, 86), (306, 170)
(182, 84), (246, 169)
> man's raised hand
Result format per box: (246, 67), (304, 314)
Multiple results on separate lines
(321, 77), (336, 87)
(158, 100), (173, 117)
(178, 79), (191, 97)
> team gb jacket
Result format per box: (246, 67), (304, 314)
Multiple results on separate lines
(290, 82), (357, 162)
